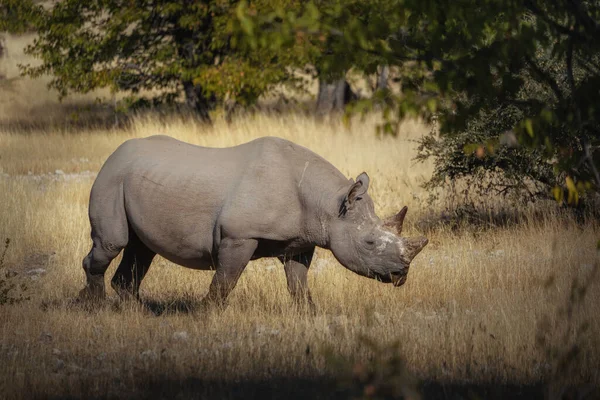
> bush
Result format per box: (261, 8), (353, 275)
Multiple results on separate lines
(416, 105), (557, 206)
(417, 40), (600, 207)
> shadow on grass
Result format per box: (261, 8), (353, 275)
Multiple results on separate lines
(0, 100), (212, 134)
(0, 101), (124, 133)
(0, 96), (323, 134)
(420, 380), (546, 400)
(38, 375), (555, 400)
(40, 295), (203, 316)
(414, 202), (598, 234)
(141, 297), (201, 315)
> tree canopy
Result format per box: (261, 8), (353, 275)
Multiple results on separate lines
(0, 0), (40, 34)
(1, 0), (599, 205)
(235, 0), (600, 204)
(13, 0), (310, 122)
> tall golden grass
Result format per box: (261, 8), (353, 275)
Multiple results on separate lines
(0, 34), (599, 400)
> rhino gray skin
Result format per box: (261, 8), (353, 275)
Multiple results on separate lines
(80, 135), (428, 307)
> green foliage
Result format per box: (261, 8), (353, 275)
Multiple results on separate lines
(20, 0), (308, 120)
(0, 0), (41, 34)
(416, 43), (598, 204)
(416, 114), (556, 205)
(236, 0), (600, 204)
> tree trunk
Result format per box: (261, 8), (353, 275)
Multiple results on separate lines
(316, 78), (356, 115)
(376, 65), (389, 91)
(183, 80), (213, 123)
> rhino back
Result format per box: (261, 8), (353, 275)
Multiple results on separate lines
(217, 136), (348, 243)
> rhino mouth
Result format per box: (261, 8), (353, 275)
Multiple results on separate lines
(373, 271), (408, 287)
(390, 272), (407, 287)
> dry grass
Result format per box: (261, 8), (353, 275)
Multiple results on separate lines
(0, 35), (599, 400)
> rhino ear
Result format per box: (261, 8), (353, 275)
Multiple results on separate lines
(384, 206), (408, 235)
(339, 173), (370, 216)
(347, 172), (369, 204)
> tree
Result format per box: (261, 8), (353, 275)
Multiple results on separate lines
(235, 0), (393, 115)
(0, 0), (41, 60)
(235, 0), (600, 204)
(0, 0), (39, 34)
(20, 0), (307, 122)
(313, 0), (391, 115)
(315, 77), (355, 115)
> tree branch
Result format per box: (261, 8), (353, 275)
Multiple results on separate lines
(583, 140), (600, 188)
(566, 36), (576, 96)
(524, 0), (587, 41)
(524, 54), (564, 102)
(566, 0), (599, 35)
(565, 33), (583, 130)
(575, 54), (600, 75)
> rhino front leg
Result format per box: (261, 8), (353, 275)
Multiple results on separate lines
(279, 248), (315, 311)
(200, 238), (258, 308)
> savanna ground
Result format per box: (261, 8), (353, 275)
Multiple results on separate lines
(1, 34), (599, 400)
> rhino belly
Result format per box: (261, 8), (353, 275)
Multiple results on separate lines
(128, 215), (217, 270)
(147, 244), (217, 270)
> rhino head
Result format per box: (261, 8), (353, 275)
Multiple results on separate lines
(328, 172), (428, 286)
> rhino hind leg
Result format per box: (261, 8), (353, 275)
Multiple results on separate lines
(279, 248), (316, 311)
(80, 188), (129, 301)
(79, 239), (125, 301)
(111, 231), (155, 301)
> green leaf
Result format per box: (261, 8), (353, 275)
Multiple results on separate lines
(552, 186), (563, 203)
(524, 119), (534, 138)
(565, 176), (578, 205)
(426, 98), (437, 113)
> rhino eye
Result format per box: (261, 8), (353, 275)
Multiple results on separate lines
(365, 239), (375, 247)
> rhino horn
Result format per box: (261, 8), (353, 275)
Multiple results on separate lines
(404, 236), (429, 262)
(384, 206), (408, 235)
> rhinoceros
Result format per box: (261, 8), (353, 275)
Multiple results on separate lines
(80, 135), (428, 307)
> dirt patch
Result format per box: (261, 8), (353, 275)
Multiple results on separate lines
(4, 251), (56, 279)
(1, 171), (97, 182)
